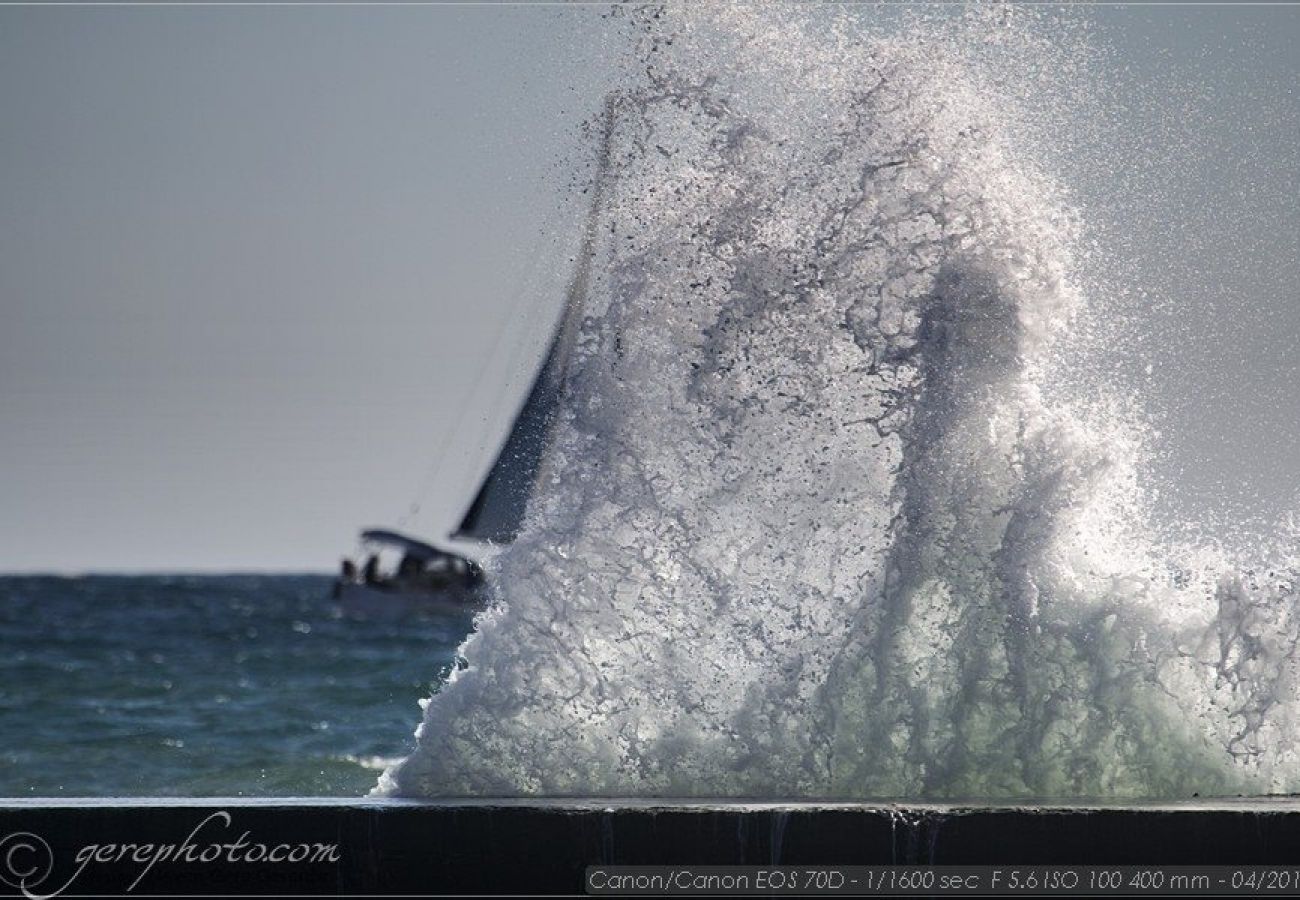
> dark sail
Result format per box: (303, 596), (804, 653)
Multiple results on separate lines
(452, 101), (616, 544)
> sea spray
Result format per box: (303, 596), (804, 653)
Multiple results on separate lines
(379, 4), (1300, 799)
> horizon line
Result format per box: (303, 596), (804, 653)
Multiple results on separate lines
(0, 568), (336, 577)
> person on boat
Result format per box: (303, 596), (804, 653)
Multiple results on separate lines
(332, 558), (357, 600)
(397, 552), (423, 580)
(362, 554), (381, 585)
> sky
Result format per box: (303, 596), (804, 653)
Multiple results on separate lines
(0, 4), (616, 571)
(0, 3), (1297, 573)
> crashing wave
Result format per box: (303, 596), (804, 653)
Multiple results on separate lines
(379, 4), (1300, 799)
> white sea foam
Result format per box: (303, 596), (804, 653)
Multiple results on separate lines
(340, 754), (406, 772)
(379, 4), (1300, 799)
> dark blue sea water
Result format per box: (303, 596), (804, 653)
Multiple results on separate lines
(0, 575), (471, 797)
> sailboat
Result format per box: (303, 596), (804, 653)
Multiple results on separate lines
(333, 100), (616, 619)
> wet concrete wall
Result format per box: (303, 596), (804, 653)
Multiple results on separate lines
(2, 799), (1299, 895)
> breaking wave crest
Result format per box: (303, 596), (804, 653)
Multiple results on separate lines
(379, 4), (1300, 799)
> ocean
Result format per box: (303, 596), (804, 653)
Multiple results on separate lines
(0, 575), (469, 797)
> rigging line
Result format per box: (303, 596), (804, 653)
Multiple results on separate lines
(396, 198), (576, 533)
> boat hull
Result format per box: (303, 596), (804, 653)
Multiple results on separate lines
(333, 581), (483, 620)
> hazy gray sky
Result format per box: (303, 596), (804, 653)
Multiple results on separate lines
(1, 4), (615, 571)
(1, 4), (1297, 572)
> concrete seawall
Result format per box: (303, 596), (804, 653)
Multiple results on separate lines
(3, 798), (1300, 895)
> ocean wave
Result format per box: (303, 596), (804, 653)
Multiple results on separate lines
(380, 4), (1300, 800)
